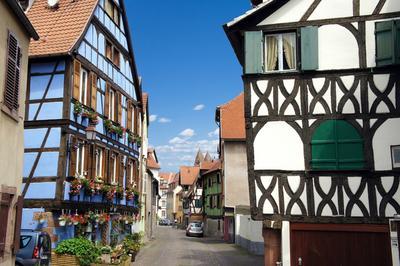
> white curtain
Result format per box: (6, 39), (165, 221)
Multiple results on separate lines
(283, 33), (296, 70)
(265, 36), (278, 71)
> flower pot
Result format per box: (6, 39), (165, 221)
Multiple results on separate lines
(51, 253), (79, 266)
(101, 254), (111, 264)
(91, 194), (103, 203)
(59, 220), (66, 226)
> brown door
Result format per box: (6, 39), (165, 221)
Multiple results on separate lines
(291, 223), (392, 266)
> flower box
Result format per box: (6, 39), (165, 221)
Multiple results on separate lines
(51, 253), (79, 266)
(91, 194), (103, 203)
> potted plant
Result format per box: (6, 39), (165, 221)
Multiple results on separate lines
(69, 178), (82, 199)
(54, 237), (101, 266)
(58, 214), (70, 227)
(98, 213), (110, 225)
(116, 186), (124, 201)
(100, 246), (112, 264)
(104, 119), (114, 134)
(135, 135), (142, 147)
(83, 109), (99, 125)
(73, 101), (83, 117)
(125, 188), (134, 201)
(122, 234), (142, 262)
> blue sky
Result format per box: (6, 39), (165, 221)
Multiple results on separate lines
(125, 0), (251, 172)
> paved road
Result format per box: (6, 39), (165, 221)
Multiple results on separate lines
(135, 226), (264, 266)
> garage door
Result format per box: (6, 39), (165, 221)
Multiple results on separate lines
(290, 223), (392, 266)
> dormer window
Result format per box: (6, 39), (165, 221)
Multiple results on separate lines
(264, 33), (296, 72)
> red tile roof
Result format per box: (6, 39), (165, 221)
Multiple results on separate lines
(200, 161), (215, 171)
(27, 0), (97, 57)
(147, 149), (160, 169)
(179, 166), (200, 186)
(203, 160), (222, 175)
(220, 93), (245, 140)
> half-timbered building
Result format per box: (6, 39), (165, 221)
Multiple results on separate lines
(21, 0), (143, 245)
(225, 0), (400, 265)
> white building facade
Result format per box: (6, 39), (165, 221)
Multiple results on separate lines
(225, 0), (400, 265)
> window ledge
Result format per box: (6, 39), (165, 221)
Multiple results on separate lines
(1, 104), (20, 123)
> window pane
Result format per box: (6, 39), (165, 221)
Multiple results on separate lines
(96, 91), (104, 115)
(34, 152), (59, 177)
(98, 33), (105, 55)
(30, 75), (50, 100)
(37, 102), (63, 120)
(282, 33), (296, 70)
(46, 74), (64, 98)
(31, 62), (56, 74)
(265, 35), (279, 71)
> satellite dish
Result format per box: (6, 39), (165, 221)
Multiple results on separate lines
(47, 0), (59, 8)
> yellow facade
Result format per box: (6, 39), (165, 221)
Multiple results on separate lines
(0, 1), (33, 265)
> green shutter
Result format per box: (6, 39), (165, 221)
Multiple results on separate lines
(301, 26), (319, 70)
(311, 120), (365, 170)
(244, 31), (263, 74)
(395, 20), (400, 64)
(375, 20), (395, 66)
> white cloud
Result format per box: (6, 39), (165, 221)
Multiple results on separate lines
(179, 128), (195, 138)
(158, 117), (171, 123)
(208, 128), (219, 137)
(193, 104), (205, 111)
(149, 115), (157, 122)
(169, 137), (186, 144)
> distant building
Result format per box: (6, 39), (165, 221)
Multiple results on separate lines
(159, 173), (174, 220)
(146, 148), (160, 238)
(179, 165), (201, 226)
(0, 1), (38, 264)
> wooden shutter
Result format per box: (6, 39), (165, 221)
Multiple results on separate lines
(13, 196), (23, 254)
(301, 26), (319, 70)
(133, 107), (138, 135)
(84, 143), (93, 180)
(127, 100), (132, 131)
(73, 60), (81, 100)
(4, 33), (21, 111)
(69, 136), (78, 176)
(104, 82), (111, 118)
(0, 193), (12, 257)
(90, 73), (97, 110)
(118, 156), (124, 186)
(117, 92), (122, 124)
(102, 148), (107, 181)
(244, 31), (263, 74)
(126, 161), (131, 188)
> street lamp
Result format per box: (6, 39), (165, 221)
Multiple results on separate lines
(86, 124), (97, 141)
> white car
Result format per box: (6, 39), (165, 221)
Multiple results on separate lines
(186, 222), (204, 237)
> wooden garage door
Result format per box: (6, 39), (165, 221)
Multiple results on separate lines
(291, 223), (392, 266)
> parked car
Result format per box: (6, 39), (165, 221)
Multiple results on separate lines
(159, 219), (172, 226)
(186, 222), (204, 237)
(16, 230), (51, 266)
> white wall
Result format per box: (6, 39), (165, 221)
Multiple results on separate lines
(373, 118), (400, 170)
(224, 142), (250, 207)
(253, 122), (304, 170)
(235, 214), (264, 255)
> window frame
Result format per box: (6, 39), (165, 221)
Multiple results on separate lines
(391, 145), (400, 169)
(95, 147), (103, 178)
(79, 68), (88, 105)
(76, 142), (85, 176)
(263, 32), (297, 73)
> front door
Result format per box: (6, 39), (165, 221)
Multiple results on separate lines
(290, 223), (392, 266)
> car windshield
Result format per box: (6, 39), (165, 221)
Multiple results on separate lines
(191, 223), (201, 227)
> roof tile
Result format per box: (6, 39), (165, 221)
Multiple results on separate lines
(220, 93), (245, 140)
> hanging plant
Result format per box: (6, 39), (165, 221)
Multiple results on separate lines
(58, 214), (71, 226)
(73, 101), (83, 116)
(135, 135), (142, 146)
(94, 177), (104, 194)
(81, 178), (96, 196)
(69, 179), (82, 196)
(102, 185), (115, 201)
(83, 109), (99, 125)
(71, 214), (81, 226)
(116, 186), (124, 200)
(125, 188), (134, 201)
(98, 213), (110, 225)
(104, 119), (114, 133)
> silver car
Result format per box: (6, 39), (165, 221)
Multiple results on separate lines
(186, 222), (204, 237)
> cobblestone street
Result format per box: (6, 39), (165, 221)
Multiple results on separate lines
(135, 226), (264, 266)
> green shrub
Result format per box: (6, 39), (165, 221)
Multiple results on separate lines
(54, 237), (101, 266)
(122, 233), (142, 254)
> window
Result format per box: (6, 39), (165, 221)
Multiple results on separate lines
(162, 210), (166, 217)
(391, 145), (400, 169)
(96, 78), (105, 115)
(76, 142), (85, 176)
(244, 27), (318, 74)
(104, 0), (120, 26)
(311, 120), (365, 170)
(162, 200), (166, 207)
(79, 68), (88, 105)
(3, 32), (22, 114)
(121, 95), (127, 128)
(209, 196), (213, 209)
(109, 88), (115, 121)
(264, 32), (296, 71)
(195, 199), (202, 208)
(208, 178), (211, 188)
(216, 195), (221, 209)
(216, 173), (221, 184)
(95, 148), (103, 178)
(375, 20), (400, 66)
(110, 153), (117, 183)
(105, 40), (121, 68)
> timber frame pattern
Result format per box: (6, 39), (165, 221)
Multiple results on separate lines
(230, 0), (400, 223)
(22, 0), (143, 213)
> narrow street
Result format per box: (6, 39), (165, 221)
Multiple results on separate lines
(135, 226), (264, 266)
